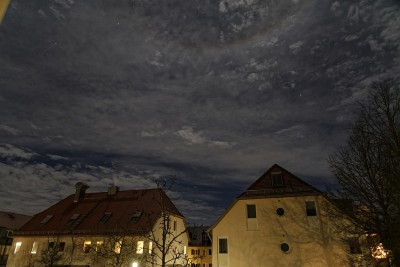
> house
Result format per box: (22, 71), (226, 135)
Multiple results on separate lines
(0, 211), (31, 267)
(7, 183), (188, 267)
(209, 164), (354, 267)
(187, 226), (212, 267)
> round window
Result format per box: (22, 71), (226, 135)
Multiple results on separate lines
(276, 208), (285, 216)
(281, 243), (290, 253)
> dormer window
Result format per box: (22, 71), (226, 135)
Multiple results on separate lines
(271, 172), (283, 187)
(99, 212), (112, 224)
(40, 215), (54, 225)
(129, 211), (142, 224)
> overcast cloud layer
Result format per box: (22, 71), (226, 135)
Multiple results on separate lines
(0, 0), (399, 225)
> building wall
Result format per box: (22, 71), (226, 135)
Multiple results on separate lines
(7, 215), (188, 267)
(187, 245), (212, 267)
(212, 195), (351, 267)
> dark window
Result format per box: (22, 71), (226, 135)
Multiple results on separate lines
(349, 238), (362, 254)
(40, 215), (54, 225)
(271, 172), (283, 187)
(219, 238), (228, 254)
(281, 243), (290, 253)
(191, 249), (195, 255)
(99, 212), (112, 224)
(58, 242), (65, 252)
(276, 208), (285, 216)
(209, 264), (212, 267)
(247, 204), (256, 218)
(48, 242), (65, 252)
(173, 221), (177, 231)
(192, 234), (198, 240)
(209, 249), (212, 255)
(66, 214), (80, 225)
(129, 211), (142, 224)
(306, 201), (317, 216)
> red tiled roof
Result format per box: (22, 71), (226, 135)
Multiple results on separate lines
(16, 188), (183, 236)
(237, 164), (322, 199)
(0, 211), (31, 230)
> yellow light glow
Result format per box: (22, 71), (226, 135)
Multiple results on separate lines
(371, 243), (388, 259)
(132, 262), (138, 267)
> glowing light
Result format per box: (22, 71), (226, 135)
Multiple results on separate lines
(132, 262), (138, 267)
(371, 243), (388, 259)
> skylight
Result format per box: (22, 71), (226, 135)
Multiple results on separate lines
(40, 215), (54, 225)
(66, 214), (80, 225)
(129, 211), (142, 224)
(99, 212), (112, 224)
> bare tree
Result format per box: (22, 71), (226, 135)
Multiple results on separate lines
(37, 236), (66, 267)
(85, 232), (147, 267)
(145, 177), (189, 267)
(328, 80), (400, 266)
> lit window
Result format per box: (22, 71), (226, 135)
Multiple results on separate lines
(83, 241), (91, 253)
(306, 201), (317, 216)
(149, 241), (153, 254)
(132, 262), (138, 267)
(14, 242), (22, 254)
(247, 204), (256, 218)
(96, 241), (104, 252)
(31, 242), (38, 254)
(40, 215), (54, 225)
(129, 211), (142, 224)
(99, 212), (112, 224)
(183, 245), (187, 255)
(218, 238), (228, 254)
(66, 214), (80, 225)
(136, 241), (144, 254)
(115, 240), (122, 254)
(271, 172), (283, 187)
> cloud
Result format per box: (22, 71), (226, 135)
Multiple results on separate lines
(0, 125), (21, 135)
(175, 126), (206, 145)
(0, 144), (36, 160)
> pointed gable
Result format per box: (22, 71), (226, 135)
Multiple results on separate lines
(238, 164), (322, 199)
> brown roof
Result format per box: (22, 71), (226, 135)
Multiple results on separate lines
(16, 188), (183, 236)
(0, 211), (32, 230)
(238, 164), (322, 199)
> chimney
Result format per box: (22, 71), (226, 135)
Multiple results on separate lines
(107, 184), (119, 197)
(74, 182), (89, 203)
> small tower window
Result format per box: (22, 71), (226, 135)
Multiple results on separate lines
(306, 201), (317, 216)
(271, 172), (283, 187)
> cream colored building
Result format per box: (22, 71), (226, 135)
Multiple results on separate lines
(187, 226), (212, 267)
(209, 164), (355, 267)
(7, 184), (188, 267)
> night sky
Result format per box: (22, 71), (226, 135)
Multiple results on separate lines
(0, 0), (399, 225)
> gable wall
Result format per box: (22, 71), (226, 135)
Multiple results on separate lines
(212, 195), (350, 267)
